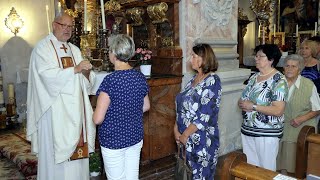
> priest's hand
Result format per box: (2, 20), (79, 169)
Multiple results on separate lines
(74, 60), (92, 74)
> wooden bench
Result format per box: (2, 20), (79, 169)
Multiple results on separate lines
(218, 151), (296, 180)
(296, 126), (320, 179)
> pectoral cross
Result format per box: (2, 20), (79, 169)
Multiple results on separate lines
(60, 44), (68, 53)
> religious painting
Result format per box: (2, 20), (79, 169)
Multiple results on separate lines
(61, 57), (75, 68)
(297, 30), (315, 48)
(278, 0), (319, 35)
(269, 32), (285, 47)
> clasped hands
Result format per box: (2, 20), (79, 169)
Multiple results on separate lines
(290, 118), (302, 128)
(238, 99), (255, 112)
(74, 60), (93, 74)
(174, 132), (188, 145)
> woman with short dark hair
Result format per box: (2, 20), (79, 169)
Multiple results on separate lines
(238, 44), (288, 171)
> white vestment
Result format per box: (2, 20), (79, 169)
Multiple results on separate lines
(27, 33), (96, 180)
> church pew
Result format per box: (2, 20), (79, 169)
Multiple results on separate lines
(218, 151), (296, 180)
(306, 133), (320, 177)
(295, 126), (316, 179)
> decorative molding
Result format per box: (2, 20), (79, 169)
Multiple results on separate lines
(126, 7), (145, 26)
(194, 38), (237, 47)
(202, 0), (235, 26)
(147, 2), (168, 24)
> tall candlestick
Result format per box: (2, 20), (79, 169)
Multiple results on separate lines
(315, 22), (318, 36)
(84, 0), (87, 32)
(8, 83), (14, 99)
(296, 24), (299, 37)
(258, 25), (260, 38)
(58, 2), (61, 14)
(46, 5), (51, 34)
(100, 0), (106, 29)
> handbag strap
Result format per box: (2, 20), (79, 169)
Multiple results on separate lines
(177, 143), (187, 164)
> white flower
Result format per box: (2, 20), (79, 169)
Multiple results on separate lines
(200, 114), (210, 123)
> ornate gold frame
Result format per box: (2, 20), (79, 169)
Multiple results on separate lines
(297, 30), (315, 48)
(269, 32), (285, 47)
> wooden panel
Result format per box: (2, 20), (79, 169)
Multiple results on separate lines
(141, 76), (182, 164)
(307, 135), (320, 176)
(149, 83), (180, 160)
(217, 151), (246, 180)
(295, 126), (315, 179)
(231, 162), (279, 180)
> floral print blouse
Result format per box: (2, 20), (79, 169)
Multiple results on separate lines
(176, 73), (221, 180)
(240, 71), (288, 138)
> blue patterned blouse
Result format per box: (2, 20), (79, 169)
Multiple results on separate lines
(176, 73), (221, 180)
(97, 69), (149, 149)
(240, 71), (288, 138)
(301, 64), (320, 94)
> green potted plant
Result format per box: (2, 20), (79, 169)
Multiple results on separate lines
(89, 152), (102, 177)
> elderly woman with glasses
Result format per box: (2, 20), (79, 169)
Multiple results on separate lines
(277, 54), (320, 175)
(93, 34), (150, 180)
(238, 44), (288, 171)
(173, 43), (221, 179)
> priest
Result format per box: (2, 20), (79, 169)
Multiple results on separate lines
(27, 12), (96, 180)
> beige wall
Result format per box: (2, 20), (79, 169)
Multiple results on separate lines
(0, 0), (54, 48)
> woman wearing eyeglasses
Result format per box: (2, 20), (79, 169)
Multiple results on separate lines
(173, 43), (221, 179)
(238, 44), (288, 171)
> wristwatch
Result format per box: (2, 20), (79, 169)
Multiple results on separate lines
(252, 104), (257, 111)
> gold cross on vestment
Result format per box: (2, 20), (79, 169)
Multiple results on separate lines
(60, 44), (68, 53)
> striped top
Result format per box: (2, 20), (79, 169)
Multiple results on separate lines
(240, 71), (288, 138)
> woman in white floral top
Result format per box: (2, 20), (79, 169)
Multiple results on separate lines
(238, 44), (288, 171)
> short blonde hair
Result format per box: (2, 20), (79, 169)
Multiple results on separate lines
(300, 40), (318, 58)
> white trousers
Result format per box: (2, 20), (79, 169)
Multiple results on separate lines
(101, 140), (143, 180)
(241, 134), (279, 171)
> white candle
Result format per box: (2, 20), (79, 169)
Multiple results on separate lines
(262, 26), (265, 44)
(296, 24), (299, 37)
(273, 24), (276, 36)
(100, 0), (106, 29)
(258, 25), (260, 38)
(46, 5), (51, 34)
(0, 92), (4, 104)
(58, 2), (61, 14)
(84, 0), (87, 32)
(315, 22), (318, 36)
(127, 24), (130, 36)
(8, 84), (14, 98)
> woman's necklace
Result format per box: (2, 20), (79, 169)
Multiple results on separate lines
(259, 68), (275, 77)
(193, 73), (207, 86)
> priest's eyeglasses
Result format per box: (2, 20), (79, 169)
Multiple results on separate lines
(55, 22), (73, 30)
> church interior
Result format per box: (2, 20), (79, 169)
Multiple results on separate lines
(0, 0), (319, 179)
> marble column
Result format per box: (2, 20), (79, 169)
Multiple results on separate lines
(180, 0), (251, 156)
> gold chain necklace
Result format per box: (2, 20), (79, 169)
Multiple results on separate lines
(259, 68), (275, 77)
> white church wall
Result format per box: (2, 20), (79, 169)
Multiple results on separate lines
(0, 0), (54, 120)
(239, 0), (257, 57)
(179, 0), (251, 156)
